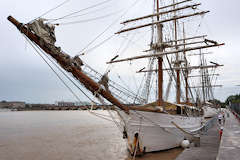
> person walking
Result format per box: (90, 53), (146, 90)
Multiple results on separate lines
(218, 113), (223, 125)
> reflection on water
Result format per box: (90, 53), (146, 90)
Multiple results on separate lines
(0, 111), (182, 160)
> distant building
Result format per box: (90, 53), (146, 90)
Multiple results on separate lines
(57, 101), (75, 107)
(0, 101), (25, 109)
(75, 101), (91, 106)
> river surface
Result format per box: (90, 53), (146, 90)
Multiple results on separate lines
(0, 111), (182, 160)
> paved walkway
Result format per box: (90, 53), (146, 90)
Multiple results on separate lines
(216, 110), (240, 160)
(176, 119), (221, 160)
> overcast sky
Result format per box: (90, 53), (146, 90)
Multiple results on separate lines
(0, 0), (239, 104)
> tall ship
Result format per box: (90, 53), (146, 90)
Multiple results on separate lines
(8, 0), (223, 155)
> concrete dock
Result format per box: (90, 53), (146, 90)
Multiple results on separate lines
(176, 119), (221, 160)
(176, 110), (240, 160)
(216, 110), (240, 160)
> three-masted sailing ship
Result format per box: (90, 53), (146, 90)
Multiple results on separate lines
(8, 0), (224, 155)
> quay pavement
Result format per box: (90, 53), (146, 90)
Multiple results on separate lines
(216, 110), (240, 160)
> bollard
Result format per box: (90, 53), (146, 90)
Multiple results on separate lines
(193, 134), (200, 147)
(219, 126), (223, 140)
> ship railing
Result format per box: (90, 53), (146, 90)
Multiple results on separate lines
(192, 116), (217, 135)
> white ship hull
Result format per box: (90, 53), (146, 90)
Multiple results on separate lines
(203, 106), (217, 118)
(119, 110), (203, 152)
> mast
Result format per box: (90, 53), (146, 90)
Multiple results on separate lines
(156, 0), (164, 107)
(200, 49), (206, 103)
(183, 23), (189, 103)
(173, 0), (181, 104)
(107, 0), (223, 107)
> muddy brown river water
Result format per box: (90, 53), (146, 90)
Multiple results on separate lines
(0, 111), (182, 160)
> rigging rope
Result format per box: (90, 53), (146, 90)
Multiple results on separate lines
(134, 73), (146, 104)
(34, 47), (97, 104)
(81, 34), (116, 55)
(25, 34), (128, 127)
(104, 35), (127, 73)
(103, 30), (138, 76)
(23, 35), (84, 104)
(24, 35), (126, 131)
(51, 5), (111, 20)
(49, 0), (114, 23)
(22, 33), (102, 105)
(75, 0), (149, 103)
(77, 0), (144, 55)
(55, 10), (122, 25)
(28, 0), (71, 24)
